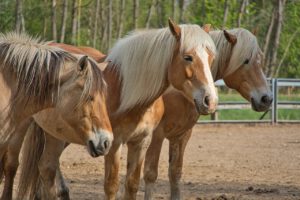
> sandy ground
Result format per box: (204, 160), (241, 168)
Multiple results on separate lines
(2, 124), (300, 199)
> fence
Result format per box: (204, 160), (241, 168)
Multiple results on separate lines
(199, 78), (300, 124)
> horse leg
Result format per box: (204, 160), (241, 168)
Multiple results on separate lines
(0, 119), (32, 200)
(0, 141), (6, 182)
(168, 129), (192, 200)
(124, 133), (152, 200)
(143, 128), (165, 200)
(38, 133), (65, 200)
(104, 141), (122, 200)
(1, 141), (23, 200)
(55, 161), (70, 200)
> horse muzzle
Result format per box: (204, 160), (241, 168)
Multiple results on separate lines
(87, 131), (113, 157)
(251, 94), (273, 112)
(194, 94), (217, 115)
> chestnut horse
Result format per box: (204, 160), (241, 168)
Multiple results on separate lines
(12, 19), (217, 200)
(0, 42), (109, 200)
(0, 33), (113, 200)
(143, 28), (273, 200)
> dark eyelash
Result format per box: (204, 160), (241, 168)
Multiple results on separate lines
(244, 59), (249, 64)
(88, 95), (94, 101)
(184, 55), (193, 62)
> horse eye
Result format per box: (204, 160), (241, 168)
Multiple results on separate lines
(184, 55), (193, 62)
(244, 59), (249, 65)
(88, 95), (94, 101)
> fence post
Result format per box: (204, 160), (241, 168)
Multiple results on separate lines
(211, 111), (218, 121)
(271, 78), (278, 124)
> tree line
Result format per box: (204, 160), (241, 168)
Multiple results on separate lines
(0, 0), (299, 78)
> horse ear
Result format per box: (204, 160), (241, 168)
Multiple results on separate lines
(202, 24), (211, 33)
(78, 55), (89, 73)
(168, 18), (181, 41)
(223, 30), (237, 45)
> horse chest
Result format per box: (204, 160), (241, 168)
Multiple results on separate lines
(113, 100), (164, 143)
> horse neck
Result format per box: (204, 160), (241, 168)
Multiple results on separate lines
(15, 99), (53, 123)
(0, 72), (13, 119)
(212, 46), (234, 82)
(103, 64), (169, 118)
(212, 59), (228, 82)
(0, 65), (17, 90)
(0, 62), (65, 123)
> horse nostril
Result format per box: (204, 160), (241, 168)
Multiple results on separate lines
(203, 96), (210, 107)
(88, 140), (97, 157)
(103, 140), (109, 150)
(261, 95), (272, 105)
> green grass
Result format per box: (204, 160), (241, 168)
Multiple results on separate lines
(199, 91), (300, 121)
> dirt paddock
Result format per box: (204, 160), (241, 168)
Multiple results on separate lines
(3, 124), (300, 199)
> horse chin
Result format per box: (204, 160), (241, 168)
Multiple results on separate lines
(250, 98), (269, 112)
(194, 99), (210, 115)
(87, 140), (105, 158)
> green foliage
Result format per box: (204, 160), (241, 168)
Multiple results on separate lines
(278, 1), (300, 78)
(0, 0), (15, 31)
(0, 0), (299, 78)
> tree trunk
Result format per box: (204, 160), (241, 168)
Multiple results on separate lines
(15, 0), (25, 33)
(92, 0), (100, 47)
(51, 0), (57, 41)
(201, 0), (206, 23)
(117, 0), (125, 38)
(71, 0), (78, 44)
(263, 10), (275, 68)
(222, 0), (229, 28)
(178, 0), (184, 23)
(171, 0), (176, 20)
(145, 0), (155, 29)
(155, 0), (162, 26)
(237, 0), (247, 27)
(267, 0), (286, 77)
(77, 0), (82, 45)
(133, 0), (139, 29)
(99, 0), (104, 47)
(43, 0), (48, 37)
(107, 0), (112, 49)
(60, 0), (68, 43)
(275, 27), (300, 77)
(101, 22), (108, 50)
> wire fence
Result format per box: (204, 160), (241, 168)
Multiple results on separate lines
(198, 78), (300, 124)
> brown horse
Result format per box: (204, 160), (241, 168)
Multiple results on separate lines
(13, 19), (217, 200)
(143, 28), (273, 200)
(0, 33), (113, 200)
(0, 42), (109, 200)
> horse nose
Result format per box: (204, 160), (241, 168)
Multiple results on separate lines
(97, 134), (112, 155)
(203, 96), (210, 107)
(202, 95), (217, 113)
(261, 95), (273, 106)
(99, 138), (111, 152)
(87, 131), (113, 157)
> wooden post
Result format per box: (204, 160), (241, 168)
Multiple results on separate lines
(271, 78), (278, 124)
(211, 112), (218, 121)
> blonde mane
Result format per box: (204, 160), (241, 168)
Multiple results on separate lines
(106, 25), (216, 113)
(0, 32), (74, 105)
(0, 32), (105, 107)
(209, 28), (261, 79)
